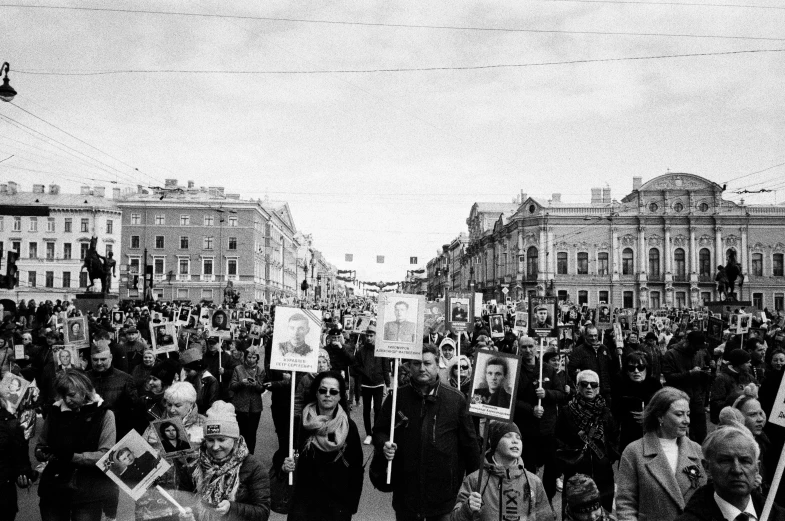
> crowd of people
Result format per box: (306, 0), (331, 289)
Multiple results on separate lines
(1, 297), (785, 521)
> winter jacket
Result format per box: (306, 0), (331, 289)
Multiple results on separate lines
(354, 342), (391, 387)
(675, 484), (785, 521)
(567, 343), (617, 397)
(213, 456), (271, 521)
(230, 364), (265, 413)
(373, 380), (480, 518)
(0, 408), (35, 516)
(710, 364), (757, 423)
(189, 370), (219, 415)
(88, 366), (138, 436)
(451, 457), (555, 521)
(514, 362), (566, 437)
(661, 344), (710, 403)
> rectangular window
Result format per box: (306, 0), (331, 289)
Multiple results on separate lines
(578, 290), (588, 305)
(180, 215), (190, 226)
(774, 254), (784, 277)
(106, 220), (113, 234)
(45, 271), (54, 288)
(776, 294), (784, 311)
(557, 252), (568, 275)
(131, 214), (141, 225)
(154, 215), (165, 225)
(29, 217), (37, 232)
(202, 289), (213, 300)
(79, 272), (88, 287)
(62, 271), (71, 288)
(63, 243), (71, 259)
(28, 271), (36, 287)
(155, 236), (164, 249)
(64, 218), (72, 232)
(176, 288), (189, 299)
(180, 236), (189, 249)
(622, 249), (634, 275)
(47, 217), (55, 232)
(204, 215), (214, 226)
(227, 259), (237, 276)
(597, 252), (609, 276)
(577, 252), (589, 275)
(203, 259), (213, 275)
(105, 245), (112, 257)
(13, 217), (21, 232)
(753, 293), (763, 309)
(80, 218), (89, 232)
(154, 258), (164, 275)
(752, 253), (763, 277)
(80, 243), (88, 260)
(649, 249), (660, 279)
(131, 236), (140, 249)
(599, 290), (609, 304)
(12, 242), (20, 252)
(179, 259), (189, 276)
(29, 242), (37, 259)
(650, 291), (660, 309)
(623, 291), (634, 309)
(558, 290), (568, 301)
(46, 242), (54, 259)
(676, 292), (686, 308)
(228, 216), (238, 227)
(228, 237), (237, 250)
(701, 292), (712, 305)
(203, 237), (214, 250)
(129, 258), (140, 275)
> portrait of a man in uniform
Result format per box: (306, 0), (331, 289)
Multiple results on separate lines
(278, 313), (313, 357)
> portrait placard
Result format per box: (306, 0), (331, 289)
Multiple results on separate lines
(64, 316), (88, 347)
(343, 315), (355, 331)
(446, 292), (473, 332)
(474, 293), (483, 318)
(111, 311), (125, 327)
(707, 316), (724, 342)
(375, 293), (425, 360)
(423, 301), (445, 336)
(0, 373), (30, 414)
(468, 349), (520, 421)
(270, 307), (321, 373)
(729, 313), (740, 334)
(149, 417), (197, 459)
(489, 314), (505, 338)
(14, 344), (25, 360)
(596, 304), (612, 330)
(98, 430), (171, 501)
(529, 296), (557, 337)
(248, 323), (263, 340)
(354, 314), (374, 334)
(52, 344), (80, 371)
(738, 313), (752, 334)
(150, 322), (177, 355)
(176, 306), (191, 326)
(211, 309), (230, 331)
(513, 311), (528, 333)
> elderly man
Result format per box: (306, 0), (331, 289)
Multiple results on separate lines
(676, 424), (785, 521)
(568, 326), (617, 402)
(374, 344), (479, 521)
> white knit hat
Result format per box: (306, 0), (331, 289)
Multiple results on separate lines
(203, 401), (240, 439)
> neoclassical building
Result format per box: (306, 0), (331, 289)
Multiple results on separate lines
(428, 173), (785, 310)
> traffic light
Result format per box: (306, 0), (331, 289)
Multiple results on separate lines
(5, 250), (18, 289)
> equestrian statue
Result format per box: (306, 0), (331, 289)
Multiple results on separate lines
(715, 249), (745, 301)
(80, 237), (116, 293)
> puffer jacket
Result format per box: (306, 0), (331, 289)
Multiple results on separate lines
(451, 456), (555, 521)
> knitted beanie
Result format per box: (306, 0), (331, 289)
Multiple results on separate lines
(204, 400), (240, 439)
(487, 421), (521, 455)
(565, 474), (602, 514)
(727, 348), (751, 367)
(151, 360), (178, 387)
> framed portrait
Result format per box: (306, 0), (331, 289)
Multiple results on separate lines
(342, 315), (355, 331)
(150, 322), (177, 355)
(64, 316), (88, 347)
(14, 344), (25, 360)
(111, 312), (125, 327)
(211, 309), (230, 331)
(529, 296), (557, 337)
(617, 312), (632, 332)
(468, 349), (520, 421)
(353, 315), (375, 334)
(707, 317), (725, 342)
(248, 323), (263, 340)
(52, 344), (80, 372)
(270, 307), (322, 373)
(559, 326), (574, 342)
(596, 305), (612, 330)
(0, 373), (31, 414)
(445, 292), (472, 332)
(513, 311), (528, 333)
(489, 314), (505, 338)
(98, 430), (171, 501)
(199, 308), (212, 327)
(177, 306), (191, 325)
(423, 301), (446, 336)
(149, 417), (196, 459)
(738, 313), (752, 334)
(729, 313), (740, 334)
(151, 312), (165, 325)
(375, 293), (426, 360)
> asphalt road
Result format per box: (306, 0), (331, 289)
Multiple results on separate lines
(16, 393), (564, 521)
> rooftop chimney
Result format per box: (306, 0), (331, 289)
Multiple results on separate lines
(164, 179), (178, 189)
(591, 188), (602, 204)
(0, 184), (7, 194)
(137, 185), (144, 194)
(94, 186), (105, 197)
(80, 185), (91, 195)
(602, 187), (611, 203)
(520, 190), (528, 203)
(32, 184), (45, 194)
(187, 180), (195, 189)
(552, 193), (561, 203)
(112, 188), (121, 199)
(8, 182), (17, 195)
(633, 176), (642, 191)
(49, 184), (60, 195)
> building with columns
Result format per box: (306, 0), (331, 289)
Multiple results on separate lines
(428, 173), (785, 310)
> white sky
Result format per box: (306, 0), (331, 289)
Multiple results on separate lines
(2, 1), (784, 283)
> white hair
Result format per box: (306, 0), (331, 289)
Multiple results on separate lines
(703, 424), (760, 462)
(164, 381), (197, 405)
(576, 369), (600, 384)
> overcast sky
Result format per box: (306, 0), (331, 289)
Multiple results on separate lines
(2, 0), (784, 283)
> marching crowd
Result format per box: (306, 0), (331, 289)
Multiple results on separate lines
(2, 298), (785, 521)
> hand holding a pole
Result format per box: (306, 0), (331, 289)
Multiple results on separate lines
(467, 491), (483, 513)
(383, 441), (397, 461)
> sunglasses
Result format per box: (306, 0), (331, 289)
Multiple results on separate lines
(627, 364), (646, 372)
(452, 365), (470, 371)
(317, 388), (340, 396)
(579, 381), (600, 389)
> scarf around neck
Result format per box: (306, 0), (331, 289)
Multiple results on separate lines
(568, 393), (607, 455)
(194, 435), (249, 518)
(302, 402), (349, 453)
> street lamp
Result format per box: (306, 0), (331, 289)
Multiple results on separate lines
(0, 63), (16, 102)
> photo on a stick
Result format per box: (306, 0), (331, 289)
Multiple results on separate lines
(98, 430), (170, 501)
(150, 322), (177, 355)
(375, 293), (425, 360)
(468, 349), (520, 421)
(0, 373), (31, 414)
(64, 316), (88, 347)
(529, 296), (557, 336)
(270, 307), (321, 373)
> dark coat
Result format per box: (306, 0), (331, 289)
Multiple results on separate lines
(675, 484), (785, 521)
(514, 362), (565, 437)
(0, 408), (34, 515)
(661, 344), (710, 403)
(89, 366), (138, 436)
(567, 343), (617, 397)
(710, 364), (757, 423)
(373, 381), (480, 518)
(612, 377), (662, 453)
(354, 343), (391, 387)
(223, 456), (271, 521)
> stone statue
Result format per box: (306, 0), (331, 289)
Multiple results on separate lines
(81, 237), (108, 293)
(716, 250), (744, 301)
(103, 251), (116, 291)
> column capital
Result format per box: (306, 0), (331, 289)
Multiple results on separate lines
(638, 226), (645, 233)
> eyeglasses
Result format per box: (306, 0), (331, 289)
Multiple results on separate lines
(627, 364), (646, 372)
(579, 381), (600, 389)
(317, 388), (340, 396)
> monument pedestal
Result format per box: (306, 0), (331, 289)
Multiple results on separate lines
(74, 293), (120, 316)
(705, 299), (752, 320)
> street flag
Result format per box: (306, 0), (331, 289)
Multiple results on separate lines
(377, 256), (385, 263)
(410, 257), (418, 265)
(345, 254), (353, 262)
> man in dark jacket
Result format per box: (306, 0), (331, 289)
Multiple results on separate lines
(203, 336), (232, 400)
(676, 424), (785, 521)
(374, 344), (479, 520)
(710, 348), (757, 423)
(514, 336), (566, 500)
(568, 327), (617, 401)
(353, 326), (390, 444)
(113, 326), (148, 374)
(662, 331), (711, 443)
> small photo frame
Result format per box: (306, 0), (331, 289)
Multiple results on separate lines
(52, 345), (79, 371)
(707, 316), (724, 342)
(64, 316), (88, 347)
(738, 313), (752, 334)
(150, 323), (177, 355)
(513, 311), (528, 333)
(596, 305), (612, 330)
(149, 417), (197, 459)
(343, 315), (355, 331)
(111, 312), (125, 327)
(0, 373), (31, 414)
(14, 344), (25, 360)
(529, 296), (558, 337)
(468, 349), (520, 421)
(446, 292), (474, 333)
(489, 314), (505, 338)
(98, 430), (170, 501)
(376, 293), (426, 360)
(211, 309), (230, 331)
(248, 324), (263, 340)
(177, 306), (191, 325)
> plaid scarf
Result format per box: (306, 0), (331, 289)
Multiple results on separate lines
(567, 393), (607, 458)
(194, 436), (249, 519)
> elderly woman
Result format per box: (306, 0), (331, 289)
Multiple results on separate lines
(616, 387), (706, 521)
(731, 389), (774, 492)
(612, 352), (663, 453)
(185, 400), (270, 521)
(35, 370), (116, 521)
(555, 369), (618, 512)
(283, 371), (364, 521)
(229, 346), (266, 454)
(132, 349), (157, 391)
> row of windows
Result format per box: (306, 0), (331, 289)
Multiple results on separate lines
(130, 214), (238, 227)
(552, 290), (785, 311)
(0, 217), (113, 234)
(0, 241), (112, 260)
(129, 235), (239, 250)
(129, 258), (238, 277)
(26, 270), (87, 288)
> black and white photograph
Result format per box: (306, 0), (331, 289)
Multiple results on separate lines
(596, 304), (612, 329)
(343, 314), (355, 331)
(513, 311), (528, 333)
(52, 344), (80, 372)
(99, 430), (170, 501)
(150, 322), (177, 355)
(149, 417), (195, 459)
(0, 373), (30, 414)
(468, 349), (520, 421)
(211, 309), (230, 331)
(489, 314), (505, 338)
(375, 292), (425, 360)
(381, 297), (418, 343)
(270, 306), (321, 373)
(64, 316), (88, 346)
(528, 296), (557, 336)
(248, 323), (263, 340)
(177, 306), (191, 325)
(112, 311), (125, 327)
(707, 317), (724, 343)
(445, 292), (473, 333)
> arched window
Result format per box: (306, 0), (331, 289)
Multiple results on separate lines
(674, 248), (686, 280)
(699, 248), (711, 279)
(557, 252), (568, 275)
(577, 252), (589, 274)
(622, 248), (634, 275)
(526, 246), (538, 278)
(597, 252), (609, 276)
(649, 248), (660, 279)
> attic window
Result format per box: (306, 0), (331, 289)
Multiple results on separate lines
(528, 205), (536, 214)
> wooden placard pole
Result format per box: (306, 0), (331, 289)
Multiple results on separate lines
(288, 369), (296, 486)
(538, 339), (545, 407)
(474, 421), (491, 491)
(456, 334), (462, 389)
(387, 359), (400, 484)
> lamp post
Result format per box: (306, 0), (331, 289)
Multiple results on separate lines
(0, 63), (16, 102)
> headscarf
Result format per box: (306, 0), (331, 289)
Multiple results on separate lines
(302, 402), (349, 454)
(194, 436), (250, 520)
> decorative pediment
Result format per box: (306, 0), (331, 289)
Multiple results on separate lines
(598, 242), (610, 250)
(751, 242), (764, 252)
(638, 173), (723, 192)
(522, 232), (537, 246)
(725, 235), (739, 248)
(698, 235), (714, 247)
(673, 235), (688, 247)
(774, 242), (785, 252)
(620, 234), (636, 246)
(647, 234), (662, 246)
